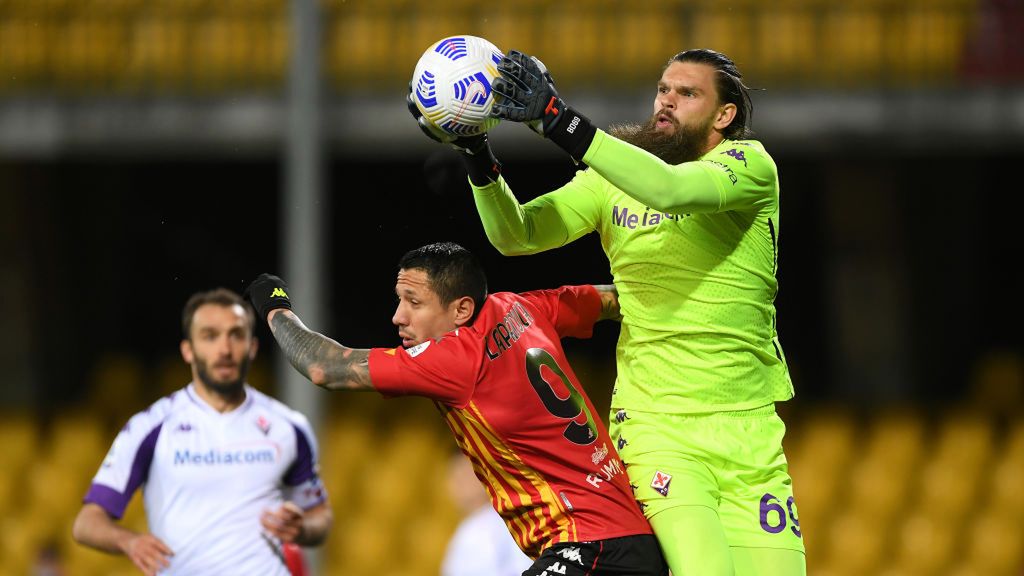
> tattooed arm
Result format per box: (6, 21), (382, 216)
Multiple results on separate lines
(267, 309), (374, 391)
(593, 284), (622, 321)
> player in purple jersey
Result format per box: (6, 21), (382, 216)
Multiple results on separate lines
(72, 288), (332, 576)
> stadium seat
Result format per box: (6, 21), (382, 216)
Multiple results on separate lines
(915, 453), (980, 525)
(49, 409), (108, 486)
(0, 414), (39, 485)
(861, 408), (926, 472)
(0, 515), (42, 576)
(891, 511), (956, 575)
(988, 457), (1024, 516)
(932, 409), (995, 468)
(819, 510), (886, 576)
(85, 353), (146, 433)
(962, 509), (1023, 575)
(847, 455), (911, 523)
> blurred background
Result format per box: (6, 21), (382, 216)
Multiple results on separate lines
(1, 0), (1022, 574)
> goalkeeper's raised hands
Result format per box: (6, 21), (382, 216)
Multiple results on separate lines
(406, 84), (487, 154)
(406, 83), (502, 186)
(491, 50), (597, 162)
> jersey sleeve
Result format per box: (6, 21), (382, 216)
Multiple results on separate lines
(519, 285), (602, 340)
(368, 336), (478, 408)
(83, 403), (168, 519)
(281, 414), (329, 510)
(470, 170), (605, 256)
(582, 129), (776, 214)
(702, 141), (778, 212)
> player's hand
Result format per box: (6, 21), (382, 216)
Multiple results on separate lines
(244, 273), (293, 322)
(407, 82), (502, 185)
(406, 82), (488, 155)
(491, 50), (560, 134)
(261, 501), (306, 544)
(123, 533), (173, 576)
(491, 50), (597, 162)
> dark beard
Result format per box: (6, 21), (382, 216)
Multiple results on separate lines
(608, 113), (714, 165)
(194, 354), (250, 398)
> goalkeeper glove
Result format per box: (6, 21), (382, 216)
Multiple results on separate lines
(491, 50), (597, 163)
(406, 84), (502, 186)
(244, 273), (293, 322)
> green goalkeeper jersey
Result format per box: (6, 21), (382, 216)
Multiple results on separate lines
(471, 130), (794, 413)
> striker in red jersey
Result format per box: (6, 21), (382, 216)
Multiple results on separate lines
(368, 285), (652, 558)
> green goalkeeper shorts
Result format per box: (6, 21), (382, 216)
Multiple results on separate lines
(608, 403), (805, 552)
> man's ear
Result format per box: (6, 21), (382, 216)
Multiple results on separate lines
(714, 102), (737, 132)
(180, 339), (194, 364)
(249, 336), (259, 361)
(452, 296), (476, 327)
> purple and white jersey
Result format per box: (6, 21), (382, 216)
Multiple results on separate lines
(84, 383), (327, 576)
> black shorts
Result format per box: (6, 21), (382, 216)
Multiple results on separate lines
(522, 534), (668, 576)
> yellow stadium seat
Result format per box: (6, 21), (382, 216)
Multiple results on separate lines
(820, 510), (887, 575)
(861, 407), (926, 472)
(820, 7), (886, 84)
(320, 416), (375, 505)
(0, 473), (17, 522)
(988, 458), (1024, 516)
(613, 13), (677, 84)
(789, 408), (858, 473)
(946, 565), (985, 576)
(0, 414), (39, 481)
(86, 353), (146, 434)
(1002, 418), (1024, 464)
(482, 6), (548, 59)
(49, 409), (109, 485)
(914, 454), (980, 524)
(963, 509), (1023, 575)
(933, 409), (994, 468)
(788, 409), (858, 564)
(892, 511), (956, 574)
(691, 8), (755, 77)
(403, 513), (457, 575)
(755, 8), (817, 82)
(24, 459), (83, 530)
(0, 515), (44, 576)
(847, 455), (913, 524)
(331, 512), (399, 576)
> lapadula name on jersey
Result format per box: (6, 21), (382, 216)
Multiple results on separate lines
(484, 301), (535, 361)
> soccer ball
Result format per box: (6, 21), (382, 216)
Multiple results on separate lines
(411, 35), (503, 137)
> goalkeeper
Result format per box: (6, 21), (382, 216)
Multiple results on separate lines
(410, 49), (805, 575)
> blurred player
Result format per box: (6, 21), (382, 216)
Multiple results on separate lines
(72, 288), (332, 576)
(244, 242), (668, 576)
(410, 49), (805, 575)
(441, 449), (532, 576)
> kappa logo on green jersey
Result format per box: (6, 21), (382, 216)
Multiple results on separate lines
(722, 148), (748, 167)
(270, 288), (288, 298)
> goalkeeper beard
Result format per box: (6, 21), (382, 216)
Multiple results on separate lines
(608, 109), (716, 165)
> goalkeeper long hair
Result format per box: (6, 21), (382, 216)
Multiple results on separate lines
(668, 49), (755, 140)
(398, 242), (488, 324)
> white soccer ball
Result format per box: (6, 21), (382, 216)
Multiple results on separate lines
(411, 35), (503, 137)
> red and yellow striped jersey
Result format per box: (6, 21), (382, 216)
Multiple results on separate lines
(369, 285), (651, 558)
